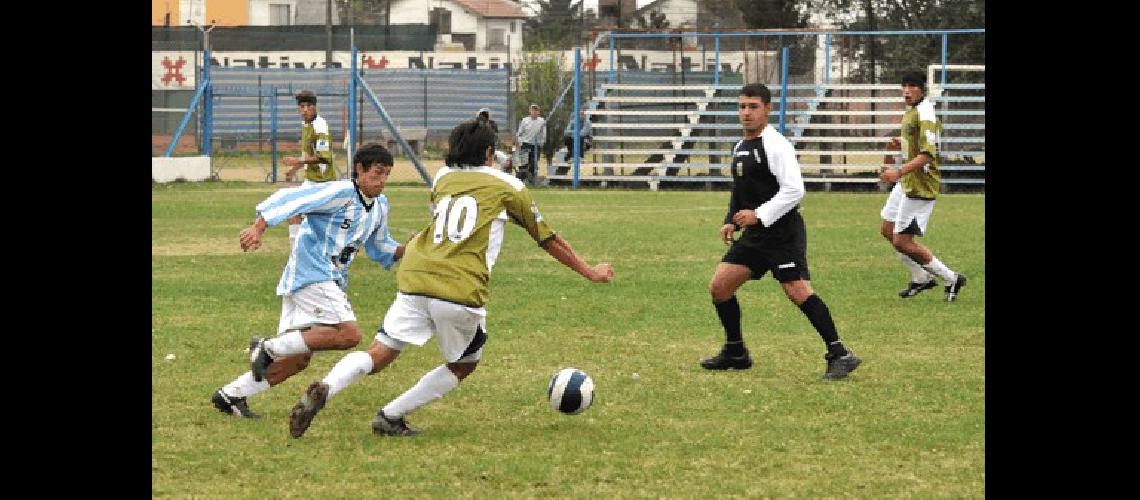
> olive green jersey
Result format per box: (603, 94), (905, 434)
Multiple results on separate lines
(397, 166), (556, 307)
(899, 98), (942, 199)
(301, 115), (337, 182)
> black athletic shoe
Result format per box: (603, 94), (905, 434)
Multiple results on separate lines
(249, 337), (274, 382)
(945, 273), (968, 302)
(211, 389), (260, 418)
(822, 351), (862, 380)
(700, 347), (753, 370)
(898, 278), (937, 298)
(288, 382), (330, 438)
(371, 410), (422, 437)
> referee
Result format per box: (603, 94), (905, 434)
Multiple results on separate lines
(700, 83), (861, 380)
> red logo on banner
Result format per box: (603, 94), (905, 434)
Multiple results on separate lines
(362, 55), (390, 69)
(582, 52), (601, 70)
(161, 56), (187, 86)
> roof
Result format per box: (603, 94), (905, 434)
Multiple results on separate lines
(450, 0), (527, 19)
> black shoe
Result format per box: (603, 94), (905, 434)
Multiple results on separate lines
(822, 351), (862, 380)
(898, 278), (937, 298)
(211, 389), (260, 418)
(700, 347), (753, 370)
(288, 382), (330, 438)
(249, 337), (274, 382)
(371, 410), (422, 437)
(945, 273), (968, 302)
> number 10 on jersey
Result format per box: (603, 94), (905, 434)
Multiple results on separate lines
(432, 195), (479, 244)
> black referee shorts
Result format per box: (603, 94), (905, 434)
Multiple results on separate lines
(721, 218), (810, 283)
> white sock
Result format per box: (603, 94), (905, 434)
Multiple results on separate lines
(898, 252), (933, 283)
(264, 331), (311, 358)
(382, 365), (460, 419)
(322, 351), (374, 399)
(921, 256), (958, 283)
(288, 224), (300, 248)
(222, 372), (271, 398)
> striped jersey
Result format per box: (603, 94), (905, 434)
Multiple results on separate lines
(397, 165), (556, 307)
(301, 115), (337, 182)
(899, 98), (943, 199)
(255, 180), (400, 295)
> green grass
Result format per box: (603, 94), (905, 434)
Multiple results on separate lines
(152, 182), (984, 497)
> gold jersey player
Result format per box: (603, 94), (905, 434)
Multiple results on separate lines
(878, 72), (967, 301)
(282, 90), (338, 249)
(287, 120), (614, 438)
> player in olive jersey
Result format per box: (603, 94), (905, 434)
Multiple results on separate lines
(282, 90), (338, 249)
(286, 120), (613, 438)
(879, 72), (967, 301)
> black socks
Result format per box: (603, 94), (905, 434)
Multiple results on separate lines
(714, 296), (745, 356)
(798, 294), (848, 357)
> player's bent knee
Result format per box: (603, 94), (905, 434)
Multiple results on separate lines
(295, 353), (313, 371)
(709, 280), (734, 302)
(447, 362), (478, 381)
(366, 340), (401, 373)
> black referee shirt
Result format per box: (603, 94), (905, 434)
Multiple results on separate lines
(723, 125), (806, 243)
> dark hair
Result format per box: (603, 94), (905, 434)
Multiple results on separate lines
(352, 142), (393, 178)
(446, 120), (497, 166)
(900, 72), (927, 90)
(739, 83), (771, 104)
(295, 89), (317, 105)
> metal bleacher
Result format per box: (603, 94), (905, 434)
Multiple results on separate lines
(547, 80), (985, 191)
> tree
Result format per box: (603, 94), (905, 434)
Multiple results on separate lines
(525, 0), (584, 50)
(737, 0), (810, 29)
(808, 0), (986, 83)
(736, 0), (815, 77)
(513, 46), (571, 163)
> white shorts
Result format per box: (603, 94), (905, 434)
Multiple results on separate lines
(278, 281), (356, 334)
(879, 183), (935, 236)
(375, 293), (486, 363)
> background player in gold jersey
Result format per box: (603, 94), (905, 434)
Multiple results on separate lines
(287, 120), (613, 438)
(879, 72), (967, 301)
(282, 90), (338, 249)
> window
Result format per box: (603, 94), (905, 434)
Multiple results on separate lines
(510, 21), (516, 33)
(269, 3), (291, 25)
(489, 28), (505, 49)
(451, 33), (475, 50)
(430, 7), (451, 35)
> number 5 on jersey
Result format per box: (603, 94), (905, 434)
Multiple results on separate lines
(432, 195), (478, 244)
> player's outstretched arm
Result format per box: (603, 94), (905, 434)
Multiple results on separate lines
(239, 217), (269, 252)
(540, 234), (613, 283)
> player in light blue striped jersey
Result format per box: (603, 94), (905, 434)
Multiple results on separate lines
(211, 143), (406, 419)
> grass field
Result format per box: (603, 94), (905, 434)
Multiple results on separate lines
(152, 181), (984, 497)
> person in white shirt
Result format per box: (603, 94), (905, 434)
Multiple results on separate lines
(515, 103), (546, 185)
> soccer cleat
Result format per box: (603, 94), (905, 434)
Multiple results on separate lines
(288, 382), (330, 438)
(249, 337), (274, 382)
(898, 278), (937, 298)
(371, 409), (422, 437)
(945, 273), (968, 302)
(822, 351), (862, 380)
(211, 389), (260, 419)
(700, 347), (753, 370)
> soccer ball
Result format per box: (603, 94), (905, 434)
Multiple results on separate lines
(547, 368), (595, 415)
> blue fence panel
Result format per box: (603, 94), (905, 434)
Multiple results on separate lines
(209, 67), (509, 141)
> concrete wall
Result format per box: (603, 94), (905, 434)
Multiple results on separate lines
(153, 156), (213, 183)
